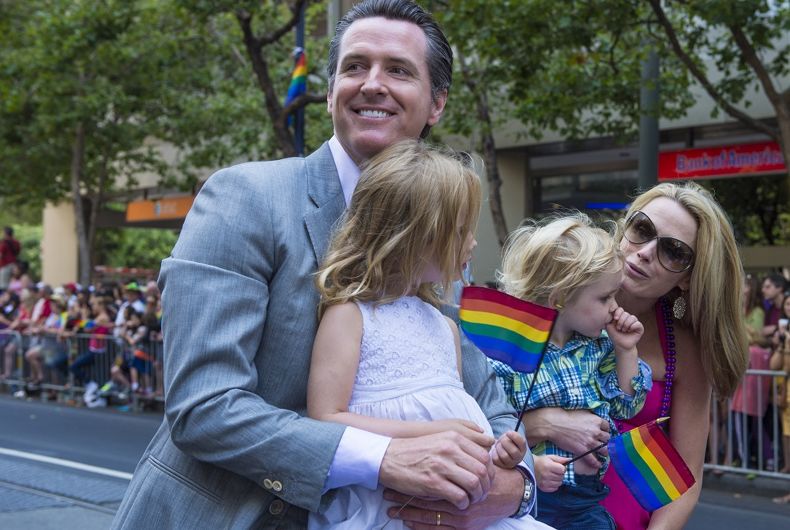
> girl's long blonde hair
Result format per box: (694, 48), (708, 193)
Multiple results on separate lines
(626, 182), (748, 396)
(316, 140), (481, 316)
(499, 212), (622, 308)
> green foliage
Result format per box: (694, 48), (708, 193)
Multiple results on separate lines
(94, 227), (178, 272)
(702, 174), (789, 245)
(11, 225), (43, 281)
(431, 0), (695, 144)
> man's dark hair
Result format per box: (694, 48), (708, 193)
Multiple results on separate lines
(327, 0), (452, 102)
(764, 273), (787, 291)
(3, 227), (12, 237)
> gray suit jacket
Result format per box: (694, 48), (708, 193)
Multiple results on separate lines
(112, 143), (530, 529)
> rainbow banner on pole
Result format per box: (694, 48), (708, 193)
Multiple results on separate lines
(284, 48), (307, 125)
(459, 286), (557, 373)
(609, 418), (696, 512)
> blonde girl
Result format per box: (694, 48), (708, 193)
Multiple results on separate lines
(307, 140), (550, 530)
(493, 213), (650, 530)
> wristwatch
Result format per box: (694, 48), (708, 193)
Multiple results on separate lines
(511, 466), (534, 518)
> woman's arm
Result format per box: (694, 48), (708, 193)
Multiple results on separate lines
(647, 329), (708, 530)
(307, 303), (489, 442)
(519, 407), (609, 470)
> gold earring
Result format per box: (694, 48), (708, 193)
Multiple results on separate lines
(673, 293), (687, 319)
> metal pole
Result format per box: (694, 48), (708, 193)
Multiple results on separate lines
(638, 48), (659, 191)
(294, 4), (306, 157)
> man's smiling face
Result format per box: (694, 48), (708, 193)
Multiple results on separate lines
(327, 17), (446, 165)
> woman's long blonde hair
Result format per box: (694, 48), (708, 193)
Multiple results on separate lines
(499, 212), (622, 308)
(316, 140), (481, 316)
(627, 182), (748, 396)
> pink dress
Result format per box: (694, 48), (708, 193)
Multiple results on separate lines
(600, 302), (669, 530)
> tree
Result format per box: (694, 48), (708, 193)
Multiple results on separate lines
(0, 0), (331, 282)
(174, 0), (332, 161)
(703, 175), (789, 245)
(647, 0), (790, 191)
(1, 1), (212, 284)
(431, 0), (693, 246)
(432, 0), (788, 248)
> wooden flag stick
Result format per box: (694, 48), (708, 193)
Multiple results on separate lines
(514, 316), (558, 434)
(564, 417), (670, 466)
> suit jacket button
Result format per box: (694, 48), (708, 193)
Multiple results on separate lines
(272, 480), (283, 492)
(263, 478), (273, 490)
(268, 499), (285, 515)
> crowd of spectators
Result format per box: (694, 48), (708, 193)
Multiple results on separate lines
(0, 267), (163, 405)
(706, 272), (790, 500)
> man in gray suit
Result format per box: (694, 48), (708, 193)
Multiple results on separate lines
(112, 1), (536, 528)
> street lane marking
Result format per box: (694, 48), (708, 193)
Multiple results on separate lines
(0, 478), (118, 514)
(0, 447), (133, 480)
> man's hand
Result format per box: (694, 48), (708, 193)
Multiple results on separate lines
(383, 466), (523, 530)
(378, 431), (495, 510)
(491, 431), (526, 469)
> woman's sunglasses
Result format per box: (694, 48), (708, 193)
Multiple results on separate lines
(624, 211), (695, 273)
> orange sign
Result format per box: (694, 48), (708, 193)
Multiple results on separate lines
(126, 196), (194, 222)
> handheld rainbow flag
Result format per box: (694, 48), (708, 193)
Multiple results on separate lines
(459, 286), (557, 373)
(609, 418), (696, 512)
(284, 48), (307, 126)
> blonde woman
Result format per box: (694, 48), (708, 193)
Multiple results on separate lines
(521, 182), (749, 529)
(307, 140), (550, 530)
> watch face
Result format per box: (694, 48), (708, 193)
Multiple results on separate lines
(524, 479), (532, 501)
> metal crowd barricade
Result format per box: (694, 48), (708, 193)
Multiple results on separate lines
(706, 367), (788, 481)
(0, 328), (26, 388)
(1, 329), (164, 410)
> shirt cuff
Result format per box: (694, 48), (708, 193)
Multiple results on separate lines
(323, 426), (391, 492)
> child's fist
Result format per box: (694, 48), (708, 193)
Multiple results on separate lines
(491, 430), (527, 469)
(534, 454), (569, 492)
(606, 306), (644, 353)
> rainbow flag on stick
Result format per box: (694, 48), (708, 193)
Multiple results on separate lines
(609, 418), (696, 512)
(460, 286), (557, 432)
(459, 286), (556, 373)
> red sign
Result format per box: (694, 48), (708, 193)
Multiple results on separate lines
(658, 141), (786, 181)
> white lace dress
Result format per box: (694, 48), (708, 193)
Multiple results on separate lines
(309, 296), (553, 530)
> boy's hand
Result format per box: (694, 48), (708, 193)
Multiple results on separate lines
(606, 306), (644, 353)
(491, 430), (527, 468)
(534, 454), (568, 492)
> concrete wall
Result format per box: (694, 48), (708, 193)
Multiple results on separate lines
(41, 201), (78, 287)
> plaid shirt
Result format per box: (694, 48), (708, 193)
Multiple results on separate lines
(490, 331), (652, 486)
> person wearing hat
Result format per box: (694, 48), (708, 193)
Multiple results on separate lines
(114, 281), (145, 338)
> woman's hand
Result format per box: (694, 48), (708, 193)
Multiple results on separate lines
(520, 408), (609, 469)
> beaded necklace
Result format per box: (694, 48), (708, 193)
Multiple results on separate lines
(658, 296), (676, 419)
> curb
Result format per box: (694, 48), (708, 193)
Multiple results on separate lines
(702, 469), (789, 499)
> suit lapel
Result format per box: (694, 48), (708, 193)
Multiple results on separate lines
(304, 143), (345, 264)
